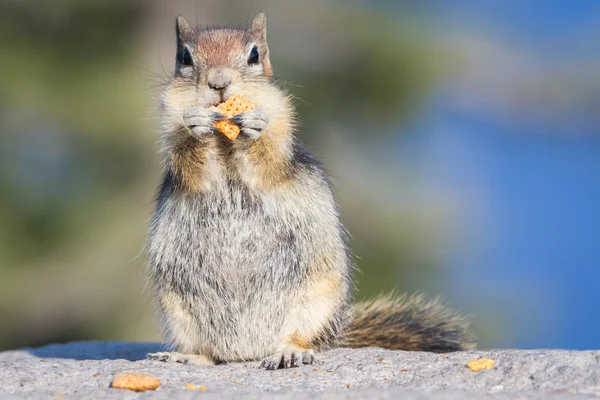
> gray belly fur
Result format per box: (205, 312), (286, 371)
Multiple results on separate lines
(147, 175), (346, 362)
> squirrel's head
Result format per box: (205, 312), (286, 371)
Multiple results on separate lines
(162, 13), (273, 110)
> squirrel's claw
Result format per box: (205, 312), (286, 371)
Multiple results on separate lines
(212, 112), (227, 121)
(259, 346), (314, 370)
(230, 108), (269, 140)
(303, 350), (315, 365)
(183, 107), (224, 137)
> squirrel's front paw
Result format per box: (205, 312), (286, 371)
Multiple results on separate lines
(229, 108), (269, 140)
(183, 107), (224, 138)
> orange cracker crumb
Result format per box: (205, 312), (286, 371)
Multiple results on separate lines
(466, 358), (496, 372)
(111, 373), (160, 392)
(211, 94), (257, 140)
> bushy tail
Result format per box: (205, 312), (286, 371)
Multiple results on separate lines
(344, 292), (475, 353)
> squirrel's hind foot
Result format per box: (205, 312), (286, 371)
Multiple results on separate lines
(259, 346), (315, 370)
(147, 352), (214, 366)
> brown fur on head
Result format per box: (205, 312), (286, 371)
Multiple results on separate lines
(159, 13), (277, 144)
(177, 13), (272, 79)
(159, 13), (296, 193)
(166, 13), (273, 110)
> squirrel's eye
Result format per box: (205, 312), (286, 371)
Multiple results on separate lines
(248, 46), (260, 65)
(180, 48), (193, 67)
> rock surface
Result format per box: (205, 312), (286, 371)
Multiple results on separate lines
(0, 341), (599, 399)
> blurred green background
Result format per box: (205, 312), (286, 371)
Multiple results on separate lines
(1, 0), (599, 351)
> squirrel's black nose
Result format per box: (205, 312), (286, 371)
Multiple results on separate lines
(207, 67), (232, 91)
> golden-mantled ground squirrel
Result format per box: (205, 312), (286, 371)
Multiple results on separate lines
(146, 13), (474, 370)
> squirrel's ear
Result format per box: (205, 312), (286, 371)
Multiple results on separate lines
(250, 13), (267, 42)
(176, 16), (193, 45)
(249, 13), (272, 78)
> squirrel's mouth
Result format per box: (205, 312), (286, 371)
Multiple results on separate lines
(206, 90), (238, 108)
(209, 96), (226, 108)
(218, 92), (230, 105)
(217, 89), (240, 105)
(204, 90), (225, 108)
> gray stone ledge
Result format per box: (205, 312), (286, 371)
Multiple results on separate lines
(1, 341), (598, 399)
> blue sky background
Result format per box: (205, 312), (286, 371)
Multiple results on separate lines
(393, 1), (600, 349)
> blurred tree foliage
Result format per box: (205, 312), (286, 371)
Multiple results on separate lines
(289, 14), (437, 129)
(0, 0), (150, 264)
(0, 0), (453, 351)
(0, 0), (155, 349)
